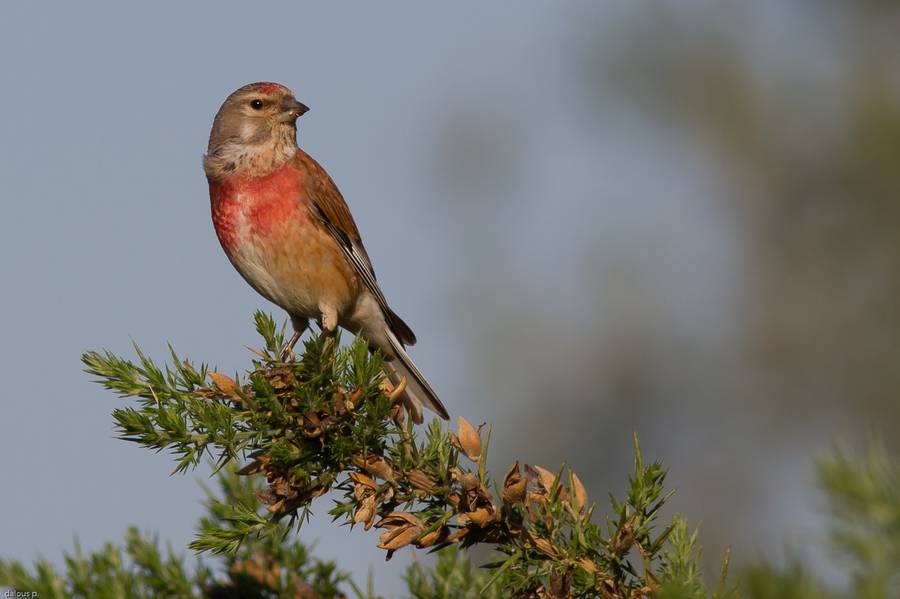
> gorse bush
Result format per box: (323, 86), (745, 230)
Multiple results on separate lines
(0, 312), (897, 598)
(0, 468), (350, 599)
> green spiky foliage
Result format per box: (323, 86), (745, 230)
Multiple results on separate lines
(0, 468), (350, 598)
(74, 312), (701, 597)
(3, 312), (894, 597)
(741, 445), (900, 599)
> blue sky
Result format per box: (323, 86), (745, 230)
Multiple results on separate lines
(3, 1), (884, 594)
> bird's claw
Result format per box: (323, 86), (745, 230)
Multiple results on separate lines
(281, 330), (302, 362)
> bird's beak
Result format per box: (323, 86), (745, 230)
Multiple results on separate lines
(278, 97), (310, 122)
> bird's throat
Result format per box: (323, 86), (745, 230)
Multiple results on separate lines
(204, 127), (298, 180)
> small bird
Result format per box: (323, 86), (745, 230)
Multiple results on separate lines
(204, 82), (449, 423)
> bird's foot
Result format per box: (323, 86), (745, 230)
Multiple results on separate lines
(281, 330), (302, 362)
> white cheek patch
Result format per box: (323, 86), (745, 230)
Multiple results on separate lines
(240, 121), (259, 141)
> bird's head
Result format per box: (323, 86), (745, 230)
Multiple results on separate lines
(205, 82), (309, 178)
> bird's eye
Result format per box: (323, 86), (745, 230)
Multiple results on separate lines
(250, 99), (264, 110)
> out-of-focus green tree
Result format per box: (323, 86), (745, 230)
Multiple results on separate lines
(591, 2), (900, 424)
(422, 0), (900, 584)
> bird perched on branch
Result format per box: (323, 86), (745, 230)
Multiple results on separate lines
(204, 82), (448, 423)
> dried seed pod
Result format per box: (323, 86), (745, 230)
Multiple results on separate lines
(571, 470), (588, 511)
(349, 471), (377, 488)
(454, 469), (480, 493)
(301, 412), (324, 438)
(377, 524), (422, 551)
(578, 558), (599, 575)
(445, 527), (469, 543)
(503, 461), (526, 504)
(457, 417), (481, 462)
(529, 535), (560, 558)
(237, 453), (271, 476)
(406, 469), (436, 493)
(272, 477), (292, 498)
(352, 455), (396, 482)
(614, 514), (637, 555)
(264, 367), (297, 392)
(347, 386), (366, 408)
(416, 527), (445, 548)
(253, 487), (278, 506)
(353, 495), (377, 530)
(278, 485), (328, 515)
(375, 512), (425, 551)
(530, 465), (557, 494)
(462, 506), (498, 527)
(208, 372), (240, 397)
(375, 511), (423, 528)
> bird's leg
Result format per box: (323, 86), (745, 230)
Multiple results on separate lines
(281, 316), (308, 362)
(283, 331), (302, 360)
(318, 304), (338, 342)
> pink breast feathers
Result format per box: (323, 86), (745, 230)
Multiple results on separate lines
(209, 164), (305, 257)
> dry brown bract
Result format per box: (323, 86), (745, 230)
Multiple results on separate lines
(455, 416), (482, 462)
(375, 512), (425, 552)
(208, 371), (241, 398)
(220, 366), (625, 598)
(503, 461), (527, 504)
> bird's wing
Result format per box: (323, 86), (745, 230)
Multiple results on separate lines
(298, 151), (417, 346)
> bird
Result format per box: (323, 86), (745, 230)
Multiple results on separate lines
(204, 82), (449, 424)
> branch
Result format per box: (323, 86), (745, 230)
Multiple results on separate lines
(82, 311), (706, 598)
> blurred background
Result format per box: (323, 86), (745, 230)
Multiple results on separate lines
(1, 1), (898, 595)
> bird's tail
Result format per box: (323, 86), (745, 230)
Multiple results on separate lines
(383, 329), (449, 424)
